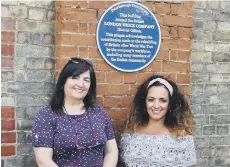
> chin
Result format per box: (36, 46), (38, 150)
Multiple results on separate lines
(149, 114), (165, 121)
(73, 96), (85, 100)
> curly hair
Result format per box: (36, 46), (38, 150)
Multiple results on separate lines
(125, 75), (195, 136)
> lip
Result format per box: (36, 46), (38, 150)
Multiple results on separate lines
(73, 87), (84, 93)
(151, 110), (162, 114)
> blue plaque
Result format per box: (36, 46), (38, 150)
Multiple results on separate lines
(96, 1), (161, 72)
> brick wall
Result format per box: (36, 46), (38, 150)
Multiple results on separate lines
(191, 1), (230, 166)
(1, 5), (16, 157)
(56, 0), (194, 131)
(1, 1), (55, 166)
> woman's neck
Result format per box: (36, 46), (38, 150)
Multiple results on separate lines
(137, 119), (169, 135)
(64, 99), (85, 115)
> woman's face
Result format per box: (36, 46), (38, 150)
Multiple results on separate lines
(145, 85), (169, 122)
(64, 70), (91, 101)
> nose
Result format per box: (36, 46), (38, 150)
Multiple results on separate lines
(153, 100), (160, 108)
(76, 79), (84, 87)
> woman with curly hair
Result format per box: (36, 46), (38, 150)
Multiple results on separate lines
(118, 74), (196, 167)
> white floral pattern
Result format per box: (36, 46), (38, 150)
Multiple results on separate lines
(119, 133), (196, 167)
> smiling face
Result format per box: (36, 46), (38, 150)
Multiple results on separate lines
(64, 70), (91, 101)
(145, 86), (169, 123)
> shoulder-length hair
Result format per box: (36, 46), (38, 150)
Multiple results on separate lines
(50, 59), (96, 114)
(125, 75), (195, 136)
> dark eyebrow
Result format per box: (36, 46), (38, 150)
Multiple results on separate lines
(159, 97), (168, 100)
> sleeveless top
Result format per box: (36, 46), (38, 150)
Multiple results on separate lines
(119, 133), (196, 167)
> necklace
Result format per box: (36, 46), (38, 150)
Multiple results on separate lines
(63, 105), (99, 149)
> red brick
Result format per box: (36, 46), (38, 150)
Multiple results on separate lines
(96, 96), (103, 106)
(160, 26), (170, 38)
(94, 60), (114, 71)
(1, 132), (16, 143)
(124, 73), (137, 84)
(55, 47), (78, 58)
(56, 1), (88, 8)
(79, 23), (87, 33)
(106, 1), (118, 8)
(162, 39), (191, 50)
(122, 96), (133, 107)
(178, 85), (191, 95)
(1, 18), (16, 31)
(163, 15), (193, 27)
(178, 5), (193, 16)
(88, 23), (97, 34)
(177, 51), (191, 61)
(57, 8), (97, 21)
(171, 4), (178, 15)
(173, 50), (191, 62)
(104, 97), (122, 108)
(143, 61), (162, 72)
(154, 3), (171, 14)
(178, 27), (193, 39)
(1, 145), (15, 156)
(171, 4), (193, 16)
(88, 48), (101, 59)
(1, 44), (14, 56)
(97, 85), (130, 96)
(1, 120), (15, 131)
(55, 58), (69, 72)
(95, 71), (105, 83)
(106, 72), (124, 84)
(106, 108), (128, 121)
(171, 27), (178, 38)
(1, 107), (14, 119)
(1, 32), (15, 43)
(162, 73), (177, 83)
(162, 39), (177, 50)
(56, 21), (78, 33)
(162, 62), (190, 73)
(177, 39), (191, 50)
(177, 74), (190, 84)
(136, 73), (153, 84)
(142, 2), (153, 8)
(88, 1), (106, 9)
(130, 85), (138, 95)
(79, 47), (89, 58)
(56, 34), (96, 46)
(184, 0), (194, 7)
(1, 56), (14, 68)
(155, 51), (169, 61)
(170, 50), (178, 61)
(155, 14), (164, 25)
(97, 10), (106, 20)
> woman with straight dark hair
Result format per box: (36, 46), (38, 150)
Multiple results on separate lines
(118, 74), (196, 167)
(32, 58), (118, 167)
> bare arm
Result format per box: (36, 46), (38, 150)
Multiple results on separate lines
(103, 139), (118, 167)
(34, 147), (59, 167)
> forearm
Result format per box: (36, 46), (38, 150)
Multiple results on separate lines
(103, 152), (118, 167)
(36, 158), (59, 167)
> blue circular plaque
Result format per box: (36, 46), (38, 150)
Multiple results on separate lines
(96, 1), (161, 72)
